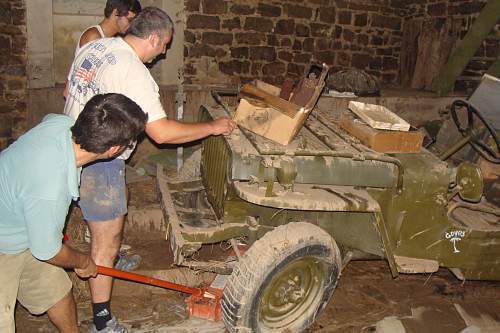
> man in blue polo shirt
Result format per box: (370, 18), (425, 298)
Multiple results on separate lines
(0, 93), (147, 333)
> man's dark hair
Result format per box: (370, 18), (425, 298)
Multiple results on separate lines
(71, 93), (148, 154)
(127, 6), (174, 39)
(104, 0), (142, 18)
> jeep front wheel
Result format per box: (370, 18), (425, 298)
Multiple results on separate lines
(221, 222), (342, 333)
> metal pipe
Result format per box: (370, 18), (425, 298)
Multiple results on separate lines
(439, 134), (472, 161)
(96, 265), (202, 296)
(210, 90), (232, 114)
(176, 72), (185, 172)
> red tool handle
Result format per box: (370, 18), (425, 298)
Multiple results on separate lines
(96, 265), (202, 296)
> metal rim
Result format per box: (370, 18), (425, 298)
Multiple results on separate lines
(258, 256), (327, 330)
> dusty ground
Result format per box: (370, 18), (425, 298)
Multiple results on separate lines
(14, 175), (500, 333)
(14, 257), (500, 333)
(305, 261), (500, 333)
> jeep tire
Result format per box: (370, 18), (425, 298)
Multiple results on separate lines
(221, 222), (342, 333)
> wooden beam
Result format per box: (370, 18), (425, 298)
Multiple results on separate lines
(486, 57), (500, 78)
(431, 0), (500, 95)
(239, 84), (303, 118)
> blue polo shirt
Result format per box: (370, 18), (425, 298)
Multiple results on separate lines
(0, 114), (80, 260)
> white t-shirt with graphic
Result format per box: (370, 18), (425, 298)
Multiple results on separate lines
(64, 37), (166, 160)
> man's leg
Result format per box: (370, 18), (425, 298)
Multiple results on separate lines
(79, 159), (128, 331)
(15, 252), (74, 332)
(0, 253), (23, 333)
(88, 216), (125, 303)
(46, 290), (78, 333)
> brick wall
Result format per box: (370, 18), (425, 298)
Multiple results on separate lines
(184, 0), (405, 86)
(184, 0), (498, 92)
(2, 1), (497, 146)
(0, 0), (27, 150)
(403, 0), (499, 93)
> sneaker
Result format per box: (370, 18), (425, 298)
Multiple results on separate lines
(90, 316), (128, 333)
(114, 253), (142, 271)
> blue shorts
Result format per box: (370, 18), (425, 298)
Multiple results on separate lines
(79, 158), (127, 222)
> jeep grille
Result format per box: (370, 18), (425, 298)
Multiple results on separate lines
(201, 135), (231, 219)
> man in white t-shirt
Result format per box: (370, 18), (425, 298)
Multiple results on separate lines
(64, 6), (236, 333)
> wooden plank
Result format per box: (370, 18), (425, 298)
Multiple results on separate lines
(239, 84), (302, 118)
(254, 80), (281, 97)
(279, 78), (295, 100)
(410, 18), (461, 90)
(431, 0), (500, 95)
(486, 57), (500, 78)
(340, 114), (423, 153)
(400, 19), (423, 87)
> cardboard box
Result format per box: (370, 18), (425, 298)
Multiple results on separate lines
(340, 114), (423, 153)
(234, 97), (309, 145)
(233, 64), (329, 145)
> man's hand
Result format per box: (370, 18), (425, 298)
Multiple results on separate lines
(46, 243), (97, 278)
(209, 117), (237, 136)
(75, 256), (98, 278)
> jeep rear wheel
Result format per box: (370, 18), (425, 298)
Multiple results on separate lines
(221, 222), (342, 333)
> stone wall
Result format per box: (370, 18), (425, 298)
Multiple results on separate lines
(184, 0), (406, 86)
(0, 0), (27, 150)
(184, 0), (498, 93)
(402, 0), (499, 93)
(3, 0), (498, 147)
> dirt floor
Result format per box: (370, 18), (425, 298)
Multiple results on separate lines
(14, 174), (500, 333)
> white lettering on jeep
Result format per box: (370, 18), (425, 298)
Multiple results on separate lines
(445, 230), (466, 253)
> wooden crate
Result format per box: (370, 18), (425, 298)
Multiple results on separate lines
(340, 114), (423, 153)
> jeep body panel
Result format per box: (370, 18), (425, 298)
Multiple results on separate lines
(160, 101), (500, 281)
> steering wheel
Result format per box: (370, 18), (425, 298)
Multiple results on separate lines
(450, 99), (500, 163)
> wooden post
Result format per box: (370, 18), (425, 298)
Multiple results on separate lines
(486, 57), (500, 78)
(431, 0), (500, 95)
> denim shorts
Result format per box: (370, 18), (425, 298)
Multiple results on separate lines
(79, 158), (127, 222)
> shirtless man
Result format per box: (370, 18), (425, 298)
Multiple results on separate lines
(64, 0), (141, 98)
(77, 0), (141, 52)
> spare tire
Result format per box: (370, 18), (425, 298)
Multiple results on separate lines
(327, 69), (380, 96)
(221, 222), (342, 333)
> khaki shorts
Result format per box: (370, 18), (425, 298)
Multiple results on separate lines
(0, 250), (72, 333)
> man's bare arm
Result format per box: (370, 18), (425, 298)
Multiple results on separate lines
(145, 117), (237, 144)
(46, 243), (97, 278)
(63, 80), (69, 99)
(79, 28), (102, 47)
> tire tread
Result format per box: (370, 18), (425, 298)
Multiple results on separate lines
(222, 222), (341, 333)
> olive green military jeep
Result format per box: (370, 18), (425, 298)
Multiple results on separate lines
(157, 81), (499, 333)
